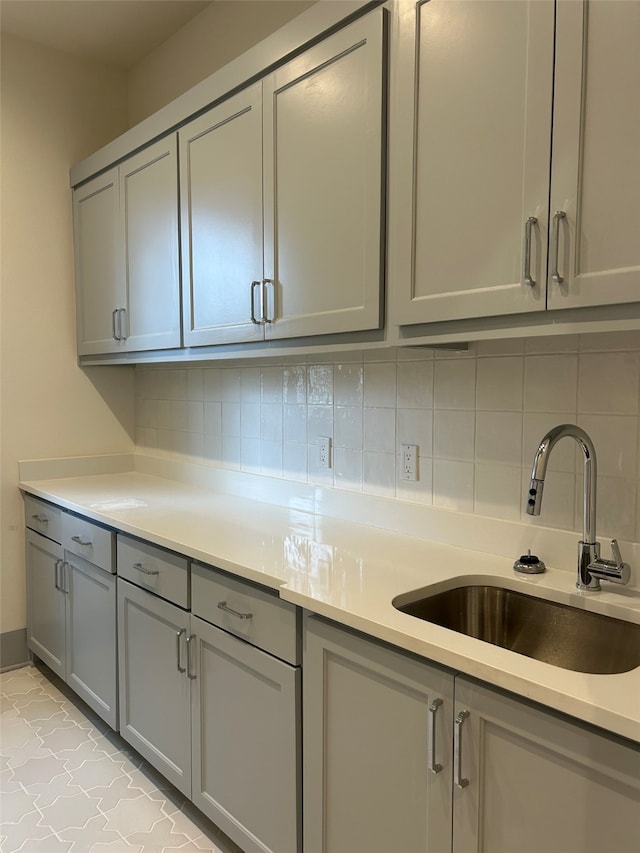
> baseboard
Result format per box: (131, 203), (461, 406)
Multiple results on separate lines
(1, 629), (30, 672)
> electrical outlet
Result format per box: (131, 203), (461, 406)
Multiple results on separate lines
(318, 436), (332, 469)
(400, 444), (418, 481)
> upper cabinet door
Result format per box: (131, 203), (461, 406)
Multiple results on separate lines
(263, 10), (386, 340)
(392, 0), (555, 325)
(548, 0), (640, 310)
(73, 168), (122, 355)
(180, 85), (265, 346)
(120, 136), (181, 351)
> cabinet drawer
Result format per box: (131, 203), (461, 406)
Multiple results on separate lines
(24, 495), (62, 543)
(192, 563), (299, 665)
(117, 534), (189, 609)
(61, 512), (115, 573)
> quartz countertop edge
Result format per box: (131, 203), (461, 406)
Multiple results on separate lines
(20, 471), (640, 745)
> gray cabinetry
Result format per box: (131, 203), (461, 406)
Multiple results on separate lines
(25, 498), (117, 728)
(303, 614), (454, 853)
(117, 576), (192, 795)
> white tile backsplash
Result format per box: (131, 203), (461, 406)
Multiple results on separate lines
(135, 336), (640, 543)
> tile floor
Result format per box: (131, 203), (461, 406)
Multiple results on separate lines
(0, 664), (243, 853)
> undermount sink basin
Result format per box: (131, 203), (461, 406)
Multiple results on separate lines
(393, 583), (640, 674)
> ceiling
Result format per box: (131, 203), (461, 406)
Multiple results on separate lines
(0, 0), (212, 69)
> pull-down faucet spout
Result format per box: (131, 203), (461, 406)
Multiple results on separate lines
(526, 424), (630, 590)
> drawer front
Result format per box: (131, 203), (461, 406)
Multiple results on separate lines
(192, 562), (299, 665)
(117, 534), (189, 609)
(61, 512), (115, 573)
(24, 495), (62, 543)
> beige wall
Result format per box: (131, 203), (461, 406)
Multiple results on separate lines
(127, 0), (314, 125)
(0, 35), (135, 635)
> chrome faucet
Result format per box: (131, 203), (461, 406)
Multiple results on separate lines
(526, 424), (630, 590)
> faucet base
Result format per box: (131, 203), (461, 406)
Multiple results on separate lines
(577, 540), (601, 591)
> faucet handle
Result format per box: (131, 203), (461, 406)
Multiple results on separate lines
(610, 539), (624, 569)
(588, 539), (631, 586)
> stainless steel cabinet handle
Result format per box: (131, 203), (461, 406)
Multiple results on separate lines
(176, 628), (186, 674)
(250, 281), (262, 325)
(112, 308), (119, 341)
(522, 216), (537, 287)
(71, 535), (92, 547)
(62, 561), (69, 595)
(118, 308), (128, 340)
(428, 698), (443, 775)
(550, 210), (566, 284)
(454, 710), (470, 789)
(217, 601), (253, 620)
(32, 513), (48, 524)
(133, 562), (159, 576)
(54, 559), (62, 591)
(262, 279), (274, 323)
(186, 633), (197, 680)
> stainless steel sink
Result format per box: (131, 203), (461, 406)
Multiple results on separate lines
(393, 583), (640, 674)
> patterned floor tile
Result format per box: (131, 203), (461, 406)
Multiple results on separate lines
(0, 666), (242, 853)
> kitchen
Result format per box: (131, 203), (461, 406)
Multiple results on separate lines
(2, 1), (640, 852)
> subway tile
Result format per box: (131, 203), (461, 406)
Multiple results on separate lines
(262, 366), (284, 403)
(261, 403), (283, 443)
(578, 352), (640, 414)
(156, 400), (172, 431)
(576, 474), (636, 542)
(171, 401), (188, 431)
(364, 362), (396, 407)
(363, 452), (396, 497)
(396, 457), (433, 504)
(334, 448), (364, 492)
(308, 365), (333, 405)
(397, 361), (433, 409)
(241, 367), (261, 402)
(432, 459), (474, 513)
(522, 469), (576, 532)
(396, 408), (433, 457)
(241, 437), (261, 474)
(474, 464), (521, 521)
(186, 369), (203, 401)
(334, 364), (363, 406)
(261, 441), (283, 478)
(283, 365), (307, 404)
(308, 405), (333, 443)
(433, 411), (475, 461)
(524, 335), (579, 354)
(203, 401), (222, 435)
(186, 401), (204, 434)
(308, 442), (334, 487)
(203, 368), (222, 401)
(434, 359), (476, 409)
(221, 435), (240, 469)
(476, 412), (522, 467)
(364, 407), (396, 453)
(476, 338), (525, 356)
(524, 355), (578, 412)
(221, 368), (241, 402)
(240, 403), (261, 439)
(283, 443), (308, 482)
(221, 402), (240, 437)
(284, 405), (308, 445)
(476, 357), (523, 411)
(577, 414), (638, 477)
(334, 406), (363, 450)
(522, 412), (578, 473)
(204, 432), (222, 464)
(579, 330), (640, 352)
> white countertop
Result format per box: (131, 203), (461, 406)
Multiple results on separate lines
(20, 464), (640, 744)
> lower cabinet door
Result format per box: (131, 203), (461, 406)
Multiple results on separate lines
(65, 554), (117, 728)
(453, 676), (640, 853)
(303, 615), (454, 853)
(26, 530), (65, 678)
(117, 578), (192, 795)
(190, 615), (301, 853)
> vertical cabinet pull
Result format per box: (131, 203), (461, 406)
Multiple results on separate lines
(112, 309), (119, 341)
(250, 280), (262, 325)
(550, 210), (566, 284)
(454, 710), (470, 789)
(522, 216), (538, 287)
(118, 308), (128, 340)
(262, 279), (274, 323)
(186, 634), (197, 680)
(428, 698), (443, 774)
(54, 559), (62, 592)
(176, 629), (186, 673)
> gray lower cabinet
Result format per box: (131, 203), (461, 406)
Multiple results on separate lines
(65, 553), (117, 728)
(25, 502), (118, 729)
(117, 577), (192, 795)
(303, 613), (454, 853)
(191, 614), (300, 853)
(453, 676), (640, 853)
(304, 616), (640, 853)
(25, 528), (65, 679)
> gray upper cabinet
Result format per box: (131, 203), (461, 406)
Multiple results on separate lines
(180, 8), (386, 347)
(262, 9), (386, 340)
(74, 136), (180, 355)
(392, 0), (640, 327)
(180, 85), (265, 347)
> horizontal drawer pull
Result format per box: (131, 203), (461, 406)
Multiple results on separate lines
(217, 600), (253, 620)
(71, 535), (93, 546)
(31, 514), (49, 523)
(133, 562), (160, 576)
